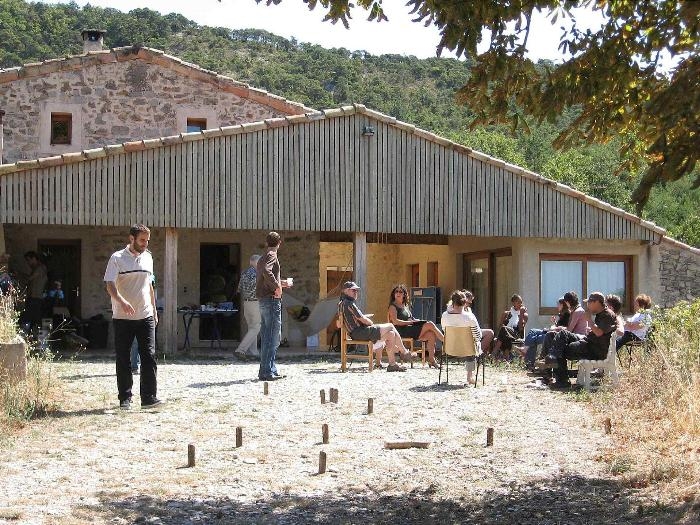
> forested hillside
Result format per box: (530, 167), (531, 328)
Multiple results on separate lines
(0, 0), (697, 245)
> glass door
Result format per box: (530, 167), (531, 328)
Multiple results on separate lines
(463, 255), (490, 328)
(462, 248), (513, 328)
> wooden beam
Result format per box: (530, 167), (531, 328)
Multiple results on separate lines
(353, 232), (367, 310)
(163, 227), (178, 354)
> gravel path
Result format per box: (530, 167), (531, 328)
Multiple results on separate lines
(0, 355), (666, 524)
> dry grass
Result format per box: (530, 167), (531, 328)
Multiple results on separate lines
(0, 292), (62, 437)
(596, 299), (700, 505)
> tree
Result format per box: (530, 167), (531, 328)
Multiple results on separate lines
(254, 0), (699, 212)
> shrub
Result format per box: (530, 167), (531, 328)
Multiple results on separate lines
(0, 292), (60, 434)
(597, 299), (700, 496)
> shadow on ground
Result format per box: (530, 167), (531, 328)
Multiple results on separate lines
(75, 474), (698, 524)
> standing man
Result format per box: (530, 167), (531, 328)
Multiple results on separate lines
(21, 251), (48, 329)
(104, 224), (161, 409)
(256, 232), (292, 381)
(235, 254), (262, 360)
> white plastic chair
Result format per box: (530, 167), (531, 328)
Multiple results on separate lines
(576, 336), (619, 391)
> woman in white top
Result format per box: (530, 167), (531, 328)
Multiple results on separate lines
(441, 291), (482, 385)
(617, 294), (653, 349)
(493, 294), (528, 359)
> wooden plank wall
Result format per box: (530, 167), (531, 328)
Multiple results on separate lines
(0, 114), (657, 241)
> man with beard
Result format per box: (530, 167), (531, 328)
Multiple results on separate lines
(105, 224), (161, 409)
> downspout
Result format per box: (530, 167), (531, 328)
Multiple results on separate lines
(0, 109), (4, 164)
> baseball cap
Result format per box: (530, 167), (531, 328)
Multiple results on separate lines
(342, 281), (360, 290)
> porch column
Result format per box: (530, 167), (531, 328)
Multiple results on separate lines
(163, 227), (178, 355)
(353, 232), (367, 310)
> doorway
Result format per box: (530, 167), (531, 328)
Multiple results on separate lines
(324, 268), (348, 343)
(199, 243), (240, 341)
(462, 249), (513, 328)
(37, 239), (81, 318)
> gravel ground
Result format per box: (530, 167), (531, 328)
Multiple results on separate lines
(0, 353), (678, 524)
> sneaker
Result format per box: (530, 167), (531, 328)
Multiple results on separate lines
(386, 363), (407, 372)
(141, 397), (163, 409)
(131, 368), (140, 375)
(119, 399), (131, 410)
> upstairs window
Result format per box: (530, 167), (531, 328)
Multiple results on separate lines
(50, 113), (72, 145)
(186, 118), (207, 133)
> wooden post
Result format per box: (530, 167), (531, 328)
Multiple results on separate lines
(187, 444), (195, 467)
(384, 441), (430, 449)
(320, 389), (326, 404)
(318, 451), (327, 474)
(604, 417), (612, 434)
(486, 427), (494, 447)
(353, 233), (367, 310)
(367, 398), (374, 414)
(329, 388), (338, 403)
(164, 227), (179, 355)
(322, 423), (329, 444)
(235, 427), (243, 448)
(263, 381), (269, 395)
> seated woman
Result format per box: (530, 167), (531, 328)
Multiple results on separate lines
(617, 293), (652, 349)
(604, 294), (625, 337)
(516, 297), (570, 370)
(492, 294), (528, 360)
(441, 291), (482, 384)
(387, 284), (444, 368)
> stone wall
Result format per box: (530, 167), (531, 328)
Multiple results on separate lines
(658, 240), (700, 307)
(1, 59), (290, 163)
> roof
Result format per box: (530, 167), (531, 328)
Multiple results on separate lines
(0, 104), (674, 245)
(0, 45), (313, 116)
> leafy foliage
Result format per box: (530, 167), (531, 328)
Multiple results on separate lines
(0, 0), (698, 245)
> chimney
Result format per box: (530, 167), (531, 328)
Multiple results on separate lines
(81, 30), (106, 53)
(0, 109), (5, 165)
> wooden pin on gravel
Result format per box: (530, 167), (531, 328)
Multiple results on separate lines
(384, 441), (430, 450)
(187, 444), (196, 467)
(235, 427), (243, 448)
(263, 381), (269, 395)
(604, 417), (612, 434)
(367, 398), (374, 415)
(330, 388), (338, 403)
(318, 451), (327, 474)
(322, 423), (329, 444)
(486, 427), (494, 447)
(320, 389), (326, 404)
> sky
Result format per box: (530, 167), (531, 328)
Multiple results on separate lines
(42, 0), (605, 62)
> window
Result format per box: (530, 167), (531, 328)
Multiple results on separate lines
(186, 118), (207, 133)
(50, 113), (72, 145)
(409, 264), (420, 288)
(540, 254), (631, 313)
(427, 261), (439, 287)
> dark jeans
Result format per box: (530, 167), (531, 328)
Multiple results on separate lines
(258, 297), (282, 379)
(616, 331), (641, 350)
(496, 325), (520, 350)
(114, 317), (157, 402)
(551, 330), (599, 384)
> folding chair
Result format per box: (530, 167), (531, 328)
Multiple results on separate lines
(438, 326), (485, 387)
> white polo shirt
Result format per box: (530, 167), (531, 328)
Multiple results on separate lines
(104, 246), (154, 320)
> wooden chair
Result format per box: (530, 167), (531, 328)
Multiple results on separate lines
(438, 326), (484, 387)
(340, 321), (383, 372)
(401, 338), (427, 367)
(576, 336), (619, 391)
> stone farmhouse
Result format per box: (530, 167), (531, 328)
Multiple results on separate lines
(0, 32), (698, 351)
